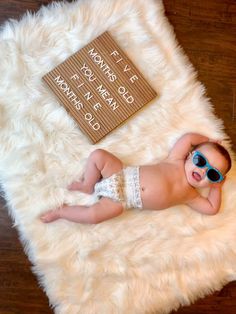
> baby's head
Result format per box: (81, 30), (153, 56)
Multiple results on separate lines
(185, 142), (231, 188)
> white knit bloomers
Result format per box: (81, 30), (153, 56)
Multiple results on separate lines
(94, 166), (143, 209)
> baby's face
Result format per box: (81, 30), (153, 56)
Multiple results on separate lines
(184, 144), (228, 188)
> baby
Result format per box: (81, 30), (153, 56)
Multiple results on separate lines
(41, 133), (231, 224)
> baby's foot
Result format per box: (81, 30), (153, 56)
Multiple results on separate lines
(40, 209), (61, 223)
(68, 181), (94, 194)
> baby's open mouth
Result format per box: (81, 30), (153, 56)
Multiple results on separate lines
(192, 171), (202, 182)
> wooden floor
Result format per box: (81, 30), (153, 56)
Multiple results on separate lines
(0, 0), (235, 313)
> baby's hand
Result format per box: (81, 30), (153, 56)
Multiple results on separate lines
(220, 176), (226, 185)
(215, 176), (226, 188)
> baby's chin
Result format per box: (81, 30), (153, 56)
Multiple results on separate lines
(188, 180), (210, 188)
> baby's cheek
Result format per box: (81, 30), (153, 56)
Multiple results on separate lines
(200, 178), (211, 188)
(186, 162), (194, 174)
(184, 165), (190, 178)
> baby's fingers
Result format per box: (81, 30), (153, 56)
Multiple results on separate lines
(209, 138), (222, 144)
(218, 176), (226, 187)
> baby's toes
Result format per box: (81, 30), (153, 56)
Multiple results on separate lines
(40, 210), (60, 223)
(68, 181), (83, 191)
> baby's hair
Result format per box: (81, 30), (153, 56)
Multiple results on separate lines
(194, 142), (232, 173)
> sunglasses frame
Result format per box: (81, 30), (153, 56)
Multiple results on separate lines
(192, 150), (224, 183)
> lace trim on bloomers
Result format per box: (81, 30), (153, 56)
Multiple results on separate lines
(94, 166), (142, 209)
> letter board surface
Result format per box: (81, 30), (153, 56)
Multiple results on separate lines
(43, 32), (157, 143)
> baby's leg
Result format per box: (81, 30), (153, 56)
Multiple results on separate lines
(68, 149), (123, 194)
(41, 197), (123, 224)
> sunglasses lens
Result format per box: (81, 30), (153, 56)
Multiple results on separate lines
(193, 154), (206, 167)
(207, 169), (220, 182)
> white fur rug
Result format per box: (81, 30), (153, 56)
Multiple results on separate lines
(0, 0), (236, 313)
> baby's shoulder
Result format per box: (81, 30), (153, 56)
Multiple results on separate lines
(166, 154), (186, 163)
(160, 157), (185, 170)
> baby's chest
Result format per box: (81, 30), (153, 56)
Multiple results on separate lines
(140, 166), (193, 206)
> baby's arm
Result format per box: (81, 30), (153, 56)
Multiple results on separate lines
(186, 185), (223, 215)
(168, 133), (209, 159)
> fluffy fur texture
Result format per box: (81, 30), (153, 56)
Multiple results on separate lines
(0, 0), (236, 313)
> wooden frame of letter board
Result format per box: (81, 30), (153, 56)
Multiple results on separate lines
(43, 31), (157, 143)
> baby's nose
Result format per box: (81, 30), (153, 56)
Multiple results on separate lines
(201, 168), (208, 177)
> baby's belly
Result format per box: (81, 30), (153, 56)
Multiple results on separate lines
(140, 185), (173, 210)
(139, 167), (177, 210)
